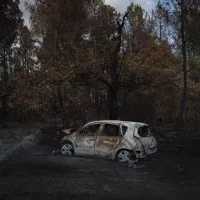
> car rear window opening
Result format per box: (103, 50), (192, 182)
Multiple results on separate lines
(138, 126), (150, 137)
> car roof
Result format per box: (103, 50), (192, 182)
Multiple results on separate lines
(86, 120), (148, 127)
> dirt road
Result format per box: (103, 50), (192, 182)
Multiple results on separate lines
(1, 138), (200, 200)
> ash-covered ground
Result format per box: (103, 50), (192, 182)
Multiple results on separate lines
(1, 123), (200, 200)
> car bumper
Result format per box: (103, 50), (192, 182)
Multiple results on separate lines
(135, 146), (157, 159)
(135, 150), (146, 159)
(146, 146), (157, 155)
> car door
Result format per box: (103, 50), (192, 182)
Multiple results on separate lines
(74, 123), (101, 156)
(95, 123), (122, 158)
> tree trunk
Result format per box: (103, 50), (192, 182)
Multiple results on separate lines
(175, 0), (187, 128)
(159, 20), (162, 43)
(57, 84), (64, 123)
(107, 13), (128, 120)
(1, 47), (8, 126)
(108, 83), (118, 120)
(95, 91), (101, 120)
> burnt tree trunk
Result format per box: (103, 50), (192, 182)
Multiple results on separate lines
(95, 91), (101, 120)
(175, 0), (187, 128)
(159, 19), (162, 43)
(1, 47), (8, 126)
(108, 74), (118, 120)
(57, 84), (64, 123)
(108, 13), (128, 120)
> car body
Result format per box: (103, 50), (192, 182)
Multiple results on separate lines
(61, 128), (77, 135)
(60, 120), (157, 162)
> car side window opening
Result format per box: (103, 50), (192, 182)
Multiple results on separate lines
(122, 125), (128, 135)
(138, 126), (151, 137)
(78, 124), (100, 136)
(103, 124), (120, 137)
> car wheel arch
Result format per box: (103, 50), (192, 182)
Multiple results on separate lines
(61, 140), (74, 149)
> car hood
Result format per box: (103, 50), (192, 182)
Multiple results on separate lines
(61, 128), (77, 135)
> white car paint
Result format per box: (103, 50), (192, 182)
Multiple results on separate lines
(61, 120), (157, 160)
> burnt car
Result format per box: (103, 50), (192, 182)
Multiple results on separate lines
(40, 126), (77, 145)
(60, 120), (157, 162)
(60, 128), (77, 136)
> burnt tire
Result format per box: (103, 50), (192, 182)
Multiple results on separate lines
(116, 149), (135, 163)
(61, 142), (74, 156)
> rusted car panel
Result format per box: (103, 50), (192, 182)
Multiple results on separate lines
(74, 135), (96, 156)
(95, 135), (122, 158)
(61, 120), (157, 161)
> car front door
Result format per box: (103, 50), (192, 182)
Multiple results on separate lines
(74, 123), (101, 156)
(95, 123), (122, 158)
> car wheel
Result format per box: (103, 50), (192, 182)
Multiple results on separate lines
(61, 143), (74, 156)
(117, 149), (132, 163)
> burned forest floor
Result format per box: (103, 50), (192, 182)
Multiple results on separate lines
(1, 123), (200, 200)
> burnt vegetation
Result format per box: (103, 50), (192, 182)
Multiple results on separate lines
(0, 0), (200, 132)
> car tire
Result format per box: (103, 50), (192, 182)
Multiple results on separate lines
(61, 142), (74, 156)
(116, 149), (134, 163)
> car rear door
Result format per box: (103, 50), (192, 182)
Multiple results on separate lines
(95, 123), (122, 158)
(74, 123), (101, 156)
